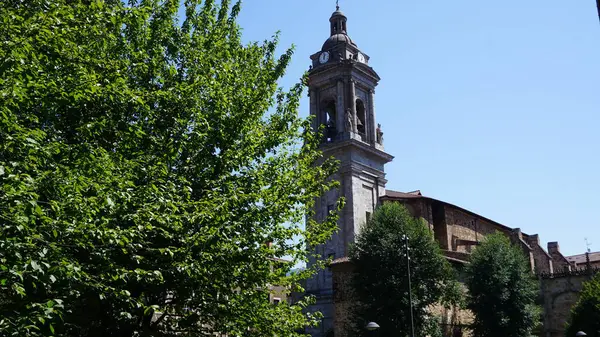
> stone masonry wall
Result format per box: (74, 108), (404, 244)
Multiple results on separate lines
(527, 235), (554, 274)
(331, 261), (356, 337)
(548, 242), (573, 273)
(540, 272), (596, 337)
(445, 207), (509, 253)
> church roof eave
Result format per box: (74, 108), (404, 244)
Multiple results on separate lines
(382, 189), (527, 236)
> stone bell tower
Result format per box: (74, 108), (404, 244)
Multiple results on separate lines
(305, 5), (393, 337)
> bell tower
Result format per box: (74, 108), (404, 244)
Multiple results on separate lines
(305, 5), (393, 337)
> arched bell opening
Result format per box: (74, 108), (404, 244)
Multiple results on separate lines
(322, 100), (337, 143)
(356, 99), (366, 140)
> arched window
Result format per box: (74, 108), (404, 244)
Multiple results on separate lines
(322, 100), (337, 142)
(356, 99), (366, 137)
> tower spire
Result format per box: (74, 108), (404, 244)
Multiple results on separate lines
(336, 0), (339, 11)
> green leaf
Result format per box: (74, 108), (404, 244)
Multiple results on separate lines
(0, 1), (339, 335)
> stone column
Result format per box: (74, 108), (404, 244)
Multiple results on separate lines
(336, 80), (345, 134)
(309, 89), (317, 132)
(349, 79), (357, 132)
(368, 89), (376, 145)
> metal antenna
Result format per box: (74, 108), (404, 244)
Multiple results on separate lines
(585, 238), (592, 253)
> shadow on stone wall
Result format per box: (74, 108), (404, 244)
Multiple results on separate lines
(539, 267), (600, 337)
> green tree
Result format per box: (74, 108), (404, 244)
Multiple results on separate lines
(566, 272), (600, 337)
(466, 232), (540, 337)
(349, 202), (461, 337)
(0, 0), (339, 336)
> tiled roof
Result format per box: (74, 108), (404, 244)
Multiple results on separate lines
(384, 190), (423, 199)
(566, 251), (600, 265)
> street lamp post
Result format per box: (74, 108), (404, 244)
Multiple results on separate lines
(402, 234), (416, 337)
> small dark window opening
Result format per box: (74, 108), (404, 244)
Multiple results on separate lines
(323, 100), (337, 142)
(356, 99), (366, 136)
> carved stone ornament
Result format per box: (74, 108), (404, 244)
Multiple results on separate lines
(376, 123), (383, 144)
(345, 108), (354, 132)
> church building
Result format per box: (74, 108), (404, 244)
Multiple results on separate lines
(303, 6), (590, 337)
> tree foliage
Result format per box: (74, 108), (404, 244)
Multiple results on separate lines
(465, 232), (540, 337)
(566, 272), (600, 337)
(0, 0), (339, 336)
(349, 202), (461, 337)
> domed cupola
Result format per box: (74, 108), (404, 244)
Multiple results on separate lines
(322, 6), (357, 51)
(309, 3), (375, 70)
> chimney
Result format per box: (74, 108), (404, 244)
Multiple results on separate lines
(548, 242), (560, 254)
(513, 228), (523, 240)
(528, 234), (540, 246)
(526, 234), (541, 249)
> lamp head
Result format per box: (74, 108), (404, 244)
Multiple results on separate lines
(365, 322), (380, 331)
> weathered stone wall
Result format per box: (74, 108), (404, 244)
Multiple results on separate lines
(398, 198), (556, 273)
(429, 303), (473, 337)
(548, 242), (572, 272)
(331, 261), (356, 337)
(540, 271), (597, 337)
(444, 207), (509, 254)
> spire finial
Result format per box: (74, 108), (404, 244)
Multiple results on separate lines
(336, 0), (339, 11)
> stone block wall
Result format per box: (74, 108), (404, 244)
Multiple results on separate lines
(527, 234), (554, 274)
(331, 261), (356, 337)
(548, 242), (573, 272)
(429, 303), (474, 337)
(540, 272), (596, 337)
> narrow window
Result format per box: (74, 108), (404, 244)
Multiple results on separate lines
(356, 99), (366, 137)
(322, 100), (337, 142)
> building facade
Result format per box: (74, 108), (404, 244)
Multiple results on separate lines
(304, 6), (393, 337)
(304, 6), (597, 337)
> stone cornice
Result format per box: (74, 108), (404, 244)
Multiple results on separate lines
(319, 138), (394, 163)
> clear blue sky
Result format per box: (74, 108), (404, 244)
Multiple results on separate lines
(212, 1), (599, 257)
